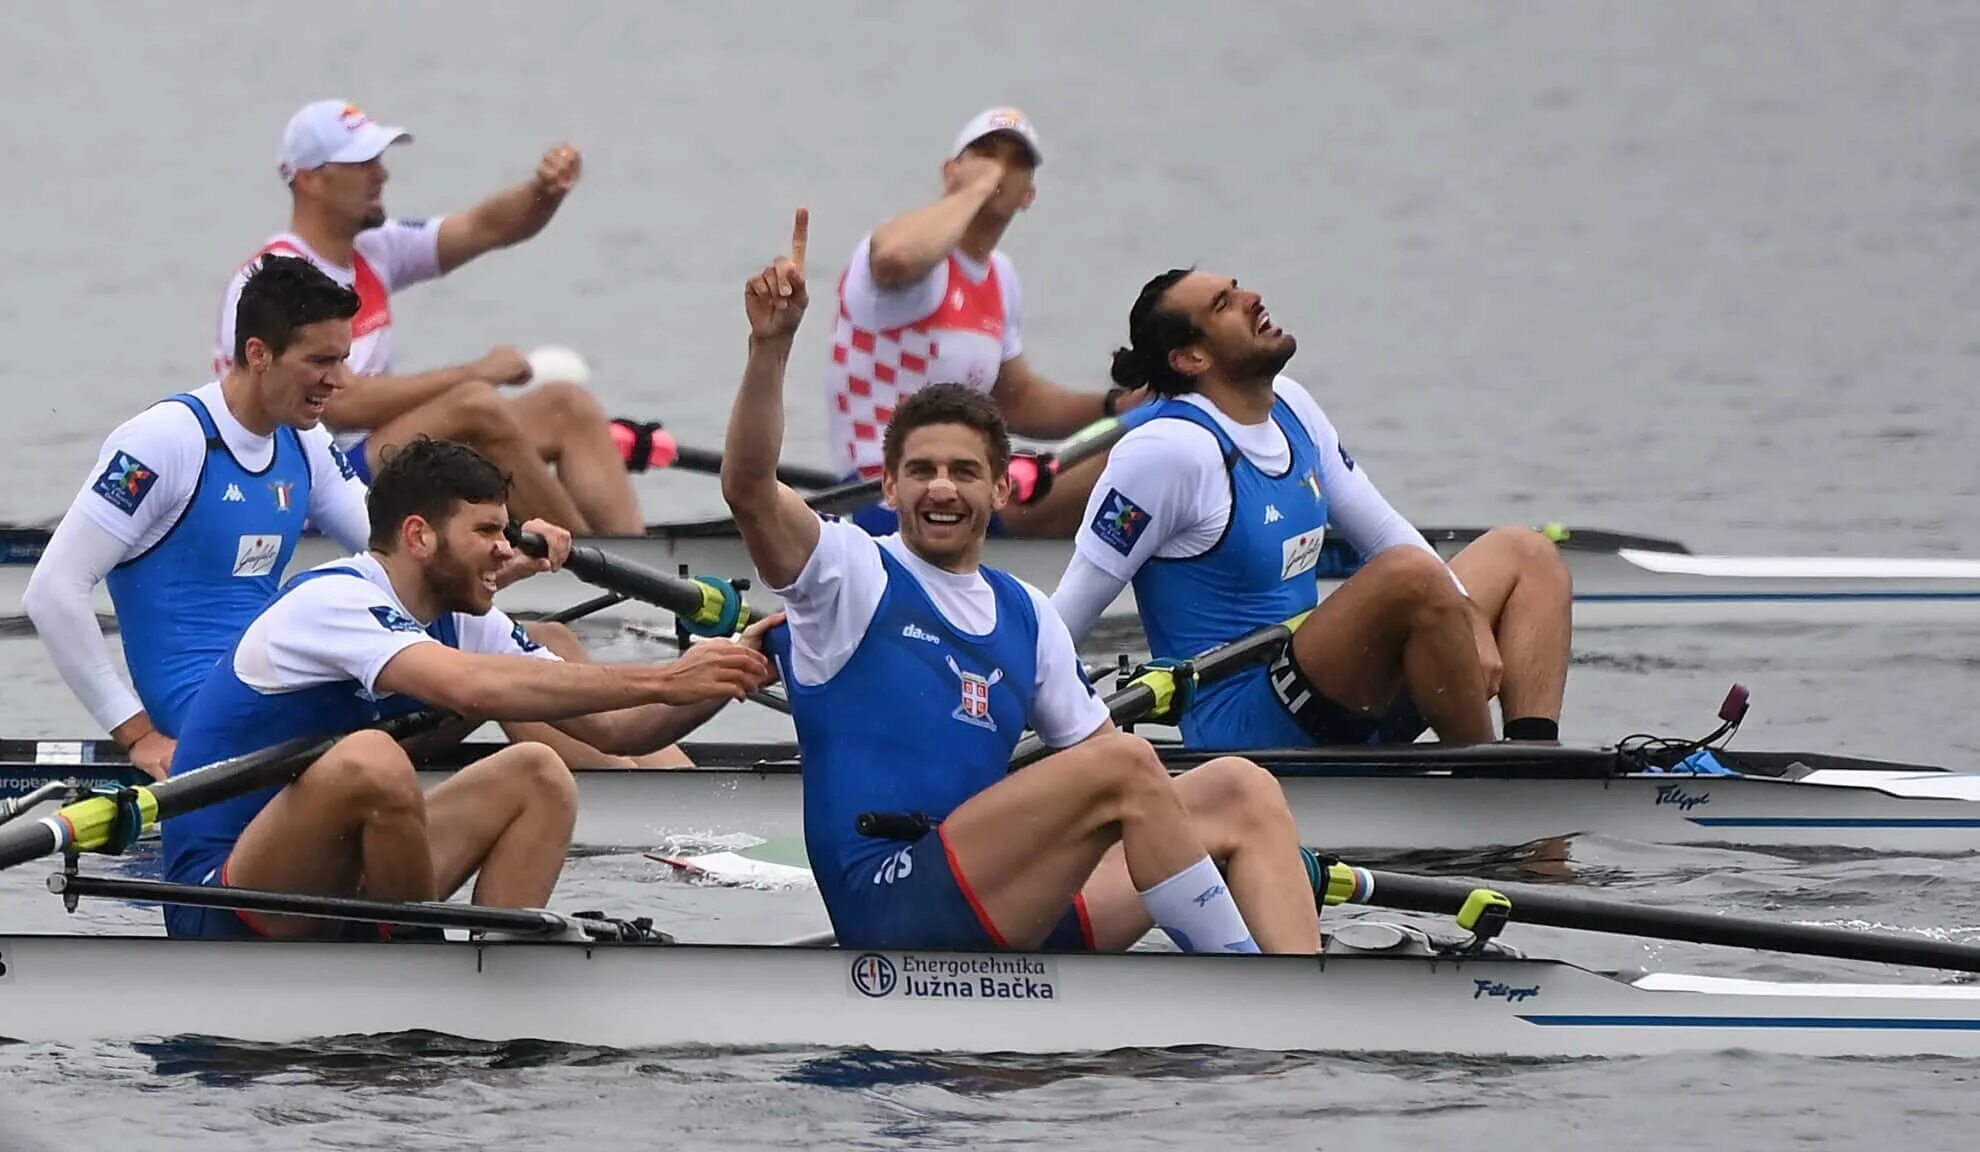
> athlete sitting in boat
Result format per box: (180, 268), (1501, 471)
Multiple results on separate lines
(722, 211), (1320, 955)
(24, 255), (683, 781)
(1051, 268), (1573, 750)
(160, 437), (775, 940)
(825, 107), (1149, 538)
(213, 98), (648, 534)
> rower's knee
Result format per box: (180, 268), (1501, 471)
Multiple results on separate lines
(1481, 525), (1572, 593)
(529, 379), (608, 435)
(1373, 547), (1469, 630)
(320, 730), (422, 815)
(510, 741), (579, 818)
(1182, 756), (1294, 839)
(444, 381), (526, 446)
(1085, 731), (1173, 810)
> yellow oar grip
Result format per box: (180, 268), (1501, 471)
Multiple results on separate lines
(52, 788), (160, 853)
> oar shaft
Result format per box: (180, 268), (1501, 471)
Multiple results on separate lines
(1337, 866), (1980, 975)
(669, 445), (841, 491)
(512, 528), (754, 633)
(0, 711), (448, 871)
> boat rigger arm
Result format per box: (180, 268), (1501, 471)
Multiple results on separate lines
(20, 513), (147, 736)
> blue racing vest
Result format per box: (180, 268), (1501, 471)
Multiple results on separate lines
(160, 565), (455, 883)
(105, 393), (314, 738)
(767, 546), (1039, 937)
(1130, 396), (1330, 747)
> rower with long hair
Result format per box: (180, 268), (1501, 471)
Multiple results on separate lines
(1051, 268), (1573, 750)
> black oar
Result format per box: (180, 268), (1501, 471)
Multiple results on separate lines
(804, 414), (1133, 517)
(1320, 859), (1980, 975)
(509, 525), (758, 637)
(0, 709), (452, 871)
(1007, 612), (1306, 769)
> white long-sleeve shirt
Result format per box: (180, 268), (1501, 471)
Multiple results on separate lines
(1050, 375), (1457, 641)
(22, 381), (370, 733)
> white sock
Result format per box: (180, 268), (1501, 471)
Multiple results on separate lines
(1137, 856), (1260, 954)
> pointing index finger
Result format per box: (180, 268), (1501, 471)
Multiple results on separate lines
(791, 207), (809, 274)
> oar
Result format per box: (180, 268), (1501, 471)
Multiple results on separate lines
(654, 437), (842, 491)
(803, 414), (1133, 517)
(1320, 859), (1980, 975)
(1008, 612), (1305, 768)
(509, 525), (757, 638)
(0, 709), (451, 871)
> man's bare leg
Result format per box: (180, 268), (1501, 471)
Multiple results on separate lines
(1077, 757), (1320, 952)
(1447, 526), (1572, 731)
(362, 381), (593, 531)
(509, 382), (645, 534)
(421, 742), (577, 908)
(221, 730), (435, 939)
(503, 622), (694, 769)
(999, 452), (1109, 538)
(1287, 546), (1495, 743)
(937, 732), (1304, 953)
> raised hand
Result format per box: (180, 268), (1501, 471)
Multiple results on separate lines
(744, 208), (810, 341)
(536, 143), (583, 198)
(473, 345), (534, 387)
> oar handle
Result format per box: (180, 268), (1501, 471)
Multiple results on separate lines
(1327, 863), (1980, 975)
(1007, 613), (1303, 769)
(507, 525), (753, 637)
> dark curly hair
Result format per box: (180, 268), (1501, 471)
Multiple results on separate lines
(367, 437), (514, 550)
(882, 383), (1013, 475)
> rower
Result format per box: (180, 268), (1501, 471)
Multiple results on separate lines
(824, 107), (1147, 537)
(22, 255), (676, 782)
(723, 210), (1319, 955)
(212, 98), (647, 534)
(160, 437), (776, 940)
(1050, 268), (1573, 750)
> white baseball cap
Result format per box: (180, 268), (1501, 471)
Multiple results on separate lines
(278, 100), (413, 181)
(951, 107), (1043, 166)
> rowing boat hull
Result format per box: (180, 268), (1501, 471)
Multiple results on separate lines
(5, 529), (1979, 629)
(10, 743), (1980, 854)
(2, 934), (1975, 1057)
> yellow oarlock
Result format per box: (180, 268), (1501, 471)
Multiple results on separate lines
(47, 787), (161, 854)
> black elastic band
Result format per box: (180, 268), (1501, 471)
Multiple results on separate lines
(613, 418), (664, 472)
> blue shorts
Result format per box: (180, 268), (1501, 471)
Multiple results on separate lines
(1184, 662), (1429, 751)
(161, 851), (394, 941)
(830, 825), (1094, 952)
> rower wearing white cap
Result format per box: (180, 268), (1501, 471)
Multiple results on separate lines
(825, 107), (1147, 538)
(213, 99), (648, 534)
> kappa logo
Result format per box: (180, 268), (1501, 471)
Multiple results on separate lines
(1263, 504), (1283, 524)
(222, 483), (246, 502)
(946, 655), (1005, 730)
(91, 451), (158, 516)
(901, 622), (941, 645)
(232, 534), (282, 578)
